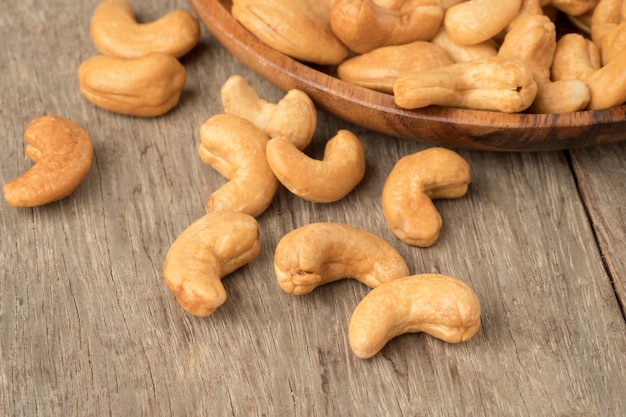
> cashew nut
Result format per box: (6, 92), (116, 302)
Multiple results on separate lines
(330, 0), (444, 54)
(78, 53), (187, 117)
(163, 211), (261, 317)
(3, 115), (93, 208)
(220, 75), (316, 150)
(198, 114), (278, 217)
(552, 33), (626, 110)
(430, 28), (497, 63)
(273, 222), (410, 295)
(498, 14), (590, 113)
(591, 0), (626, 65)
(336, 41), (454, 94)
(382, 147), (470, 247)
(549, 0), (599, 16)
(265, 130), (366, 203)
(393, 56), (538, 113)
(443, 0), (522, 45)
(231, 0), (349, 65)
(90, 0), (200, 59)
(348, 274), (481, 359)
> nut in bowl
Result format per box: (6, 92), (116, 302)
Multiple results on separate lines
(190, 0), (626, 151)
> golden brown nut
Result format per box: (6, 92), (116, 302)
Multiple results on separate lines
(330, 0), (444, 54)
(266, 130), (366, 203)
(349, 274), (481, 359)
(591, 0), (626, 65)
(90, 0), (200, 58)
(336, 41), (454, 93)
(220, 75), (317, 150)
(552, 33), (626, 110)
(498, 14), (590, 113)
(78, 53), (187, 117)
(231, 0), (348, 65)
(273, 222), (410, 295)
(163, 211), (261, 317)
(430, 28), (498, 63)
(198, 114), (278, 217)
(382, 147), (470, 247)
(3, 115), (93, 208)
(393, 56), (538, 113)
(444, 0), (522, 45)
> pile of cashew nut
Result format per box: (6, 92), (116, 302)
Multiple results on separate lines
(3, 0), (483, 360)
(160, 70), (481, 359)
(232, 0), (626, 113)
(78, 0), (201, 117)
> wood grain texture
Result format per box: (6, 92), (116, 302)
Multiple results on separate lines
(1, 1), (625, 416)
(190, 0), (626, 152)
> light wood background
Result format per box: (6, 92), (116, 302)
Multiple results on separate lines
(1, 1), (625, 416)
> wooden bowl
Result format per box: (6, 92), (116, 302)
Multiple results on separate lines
(189, 0), (626, 151)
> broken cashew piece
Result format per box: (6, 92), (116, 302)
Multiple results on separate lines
(393, 56), (538, 113)
(330, 0), (444, 54)
(220, 75), (316, 150)
(382, 147), (470, 247)
(163, 211), (261, 317)
(444, 0), (522, 45)
(274, 222), (410, 295)
(348, 274), (481, 359)
(3, 115), (93, 208)
(78, 53), (187, 117)
(90, 0), (200, 58)
(198, 114), (278, 217)
(266, 130), (366, 203)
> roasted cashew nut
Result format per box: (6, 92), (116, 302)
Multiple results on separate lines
(90, 0), (200, 58)
(591, 0), (626, 65)
(393, 56), (538, 113)
(382, 147), (470, 247)
(265, 130), (366, 203)
(336, 41), (454, 94)
(220, 75), (317, 150)
(232, 0), (349, 65)
(552, 33), (626, 110)
(3, 115), (93, 208)
(330, 0), (444, 54)
(163, 211), (261, 317)
(443, 0), (522, 45)
(430, 28), (497, 63)
(273, 222), (410, 295)
(78, 53), (187, 117)
(498, 14), (590, 113)
(198, 114), (278, 217)
(348, 274), (481, 359)
(549, 0), (599, 16)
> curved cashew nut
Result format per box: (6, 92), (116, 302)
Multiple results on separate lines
(591, 0), (626, 65)
(90, 0), (200, 58)
(552, 33), (626, 110)
(198, 114), (278, 217)
(163, 211), (261, 317)
(337, 41), (454, 93)
(498, 14), (590, 113)
(220, 75), (317, 150)
(382, 147), (470, 247)
(430, 28), (497, 63)
(266, 130), (366, 203)
(330, 0), (444, 54)
(232, 0), (349, 65)
(3, 115), (93, 208)
(444, 0), (522, 45)
(393, 56), (538, 113)
(549, 0), (599, 17)
(78, 53), (187, 117)
(273, 222), (410, 295)
(348, 274), (481, 359)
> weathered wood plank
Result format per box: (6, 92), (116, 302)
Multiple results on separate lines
(1, 1), (625, 416)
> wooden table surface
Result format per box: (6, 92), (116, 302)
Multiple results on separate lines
(2, 1), (625, 416)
